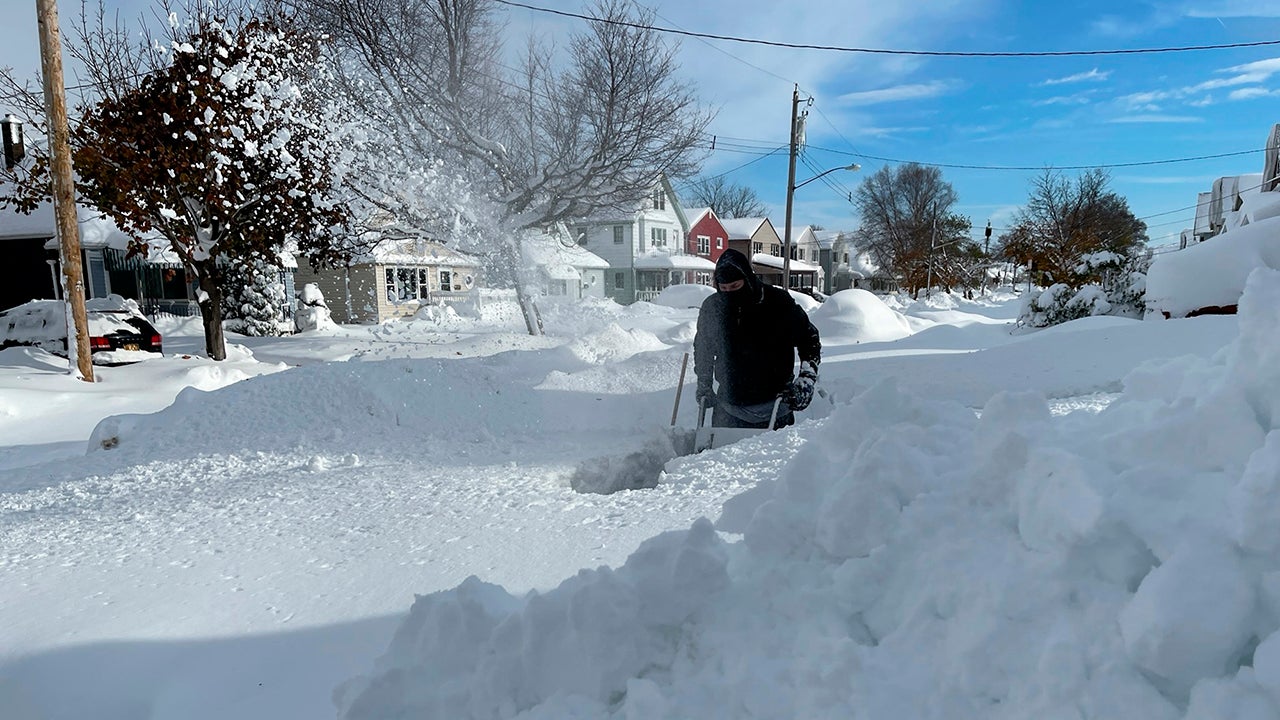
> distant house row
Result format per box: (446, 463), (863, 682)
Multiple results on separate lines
(1180, 123), (1280, 248)
(0, 174), (872, 325)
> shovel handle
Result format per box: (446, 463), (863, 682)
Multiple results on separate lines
(672, 352), (689, 426)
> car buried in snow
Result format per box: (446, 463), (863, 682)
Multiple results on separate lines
(0, 295), (163, 365)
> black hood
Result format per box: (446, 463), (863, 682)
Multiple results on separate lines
(714, 249), (761, 294)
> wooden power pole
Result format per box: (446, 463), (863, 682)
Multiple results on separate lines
(36, 0), (93, 381)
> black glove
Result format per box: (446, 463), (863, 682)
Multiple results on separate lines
(696, 379), (715, 408)
(785, 361), (818, 412)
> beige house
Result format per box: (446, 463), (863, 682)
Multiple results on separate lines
(295, 237), (482, 323)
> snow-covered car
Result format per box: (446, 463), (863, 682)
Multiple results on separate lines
(0, 296), (163, 364)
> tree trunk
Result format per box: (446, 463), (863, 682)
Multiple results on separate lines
(193, 258), (228, 361)
(500, 234), (543, 336)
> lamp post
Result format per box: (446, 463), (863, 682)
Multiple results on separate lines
(2, 114), (24, 169)
(782, 162), (860, 288)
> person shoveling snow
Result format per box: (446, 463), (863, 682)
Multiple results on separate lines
(694, 249), (821, 430)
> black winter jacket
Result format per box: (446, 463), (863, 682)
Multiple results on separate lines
(694, 249), (821, 406)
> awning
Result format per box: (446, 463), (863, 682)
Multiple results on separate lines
(750, 253), (821, 273)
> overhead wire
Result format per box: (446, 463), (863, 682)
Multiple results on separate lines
(493, 0), (1280, 58)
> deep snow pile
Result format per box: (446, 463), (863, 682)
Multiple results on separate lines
(336, 268), (1280, 719)
(809, 289), (913, 343)
(1147, 213), (1280, 317)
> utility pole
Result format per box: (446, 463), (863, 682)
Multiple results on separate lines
(782, 84), (802, 290)
(982, 219), (992, 295)
(925, 205), (938, 297)
(36, 0), (93, 381)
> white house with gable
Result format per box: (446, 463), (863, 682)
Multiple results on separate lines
(522, 231), (611, 300)
(572, 175), (713, 304)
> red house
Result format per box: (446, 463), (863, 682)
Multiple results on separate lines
(684, 207), (729, 284)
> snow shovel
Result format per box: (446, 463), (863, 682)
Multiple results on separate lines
(691, 394), (785, 453)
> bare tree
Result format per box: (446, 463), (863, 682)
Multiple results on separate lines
(998, 168), (1147, 286)
(683, 176), (766, 218)
(282, 0), (713, 333)
(853, 163), (971, 294)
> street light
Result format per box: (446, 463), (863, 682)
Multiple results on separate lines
(2, 114), (24, 170)
(783, 163), (860, 288)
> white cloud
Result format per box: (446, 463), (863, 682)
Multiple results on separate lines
(1108, 114), (1205, 124)
(1228, 86), (1280, 100)
(1039, 68), (1111, 86)
(835, 80), (961, 106)
(1033, 94), (1093, 107)
(1183, 2), (1280, 18)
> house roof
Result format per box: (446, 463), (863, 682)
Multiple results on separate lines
(685, 207), (713, 225)
(0, 203), (54, 241)
(360, 237), (481, 267)
(523, 233), (611, 271)
(750, 253), (821, 273)
(634, 252), (716, 271)
(720, 217), (767, 240)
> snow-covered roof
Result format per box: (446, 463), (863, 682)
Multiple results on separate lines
(685, 207), (713, 226)
(750, 253), (820, 273)
(523, 234), (611, 271)
(0, 203), (54, 240)
(813, 230), (844, 250)
(633, 253), (716, 271)
(720, 217), (767, 240)
(361, 237), (481, 267)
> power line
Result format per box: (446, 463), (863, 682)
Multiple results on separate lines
(805, 144), (1275, 172)
(494, 0), (1280, 57)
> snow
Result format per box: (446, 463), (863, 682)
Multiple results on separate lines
(1, 280), (1273, 719)
(1147, 211), (1280, 316)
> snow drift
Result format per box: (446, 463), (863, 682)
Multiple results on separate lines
(809, 289), (913, 344)
(1146, 213), (1280, 318)
(337, 267), (1280, 719)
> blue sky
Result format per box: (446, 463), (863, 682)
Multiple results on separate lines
(4, 0), (1279, 246)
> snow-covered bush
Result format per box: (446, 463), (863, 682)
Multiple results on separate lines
(1019, 251), (1149, 328)
(295, 283), (336, 332)
(222, 253), (288, 336)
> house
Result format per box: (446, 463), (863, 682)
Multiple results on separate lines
(683, 207), (730, 284)
(522, 231), (611, 299)
(720, 216), (799, 286)
(572, 175), (714, 304)
(2, 203), (228, 317)
(815, 230), (855, 293)
(293, 236), (482, 323)
(781, 225), (823, 290)
(1264, 123), (1280, 194)
(0, 204), (57, 311)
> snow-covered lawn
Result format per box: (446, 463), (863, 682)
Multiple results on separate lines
(0, 283), (1257, 719)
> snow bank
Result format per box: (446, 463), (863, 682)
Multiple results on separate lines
(809, 289), (913, 344)
(652, 284), (714, 309)
(338, 267), (1280, 719)
(1147, 214), (1280, 317)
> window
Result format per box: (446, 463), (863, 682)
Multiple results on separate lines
(771, 244), (781, 257)
(789, 246), (797, 260)
(696, 235), (710, 254)
(613, 226), (624, 244)
(717, 237), (724, 249)
(652, 187), (665, 210)
(695, 271), (711, 285)
(614, 271), (626, 289)
(843, 252), (850, 264)
(386, 267), (429, 302)
(798, 249), (805, 261)
(651, 227), (668, 246)
(440, 269), (453, 291)
(752, 242), (762, 255)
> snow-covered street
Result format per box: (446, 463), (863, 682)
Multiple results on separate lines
(0, 286), (1252, 719)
